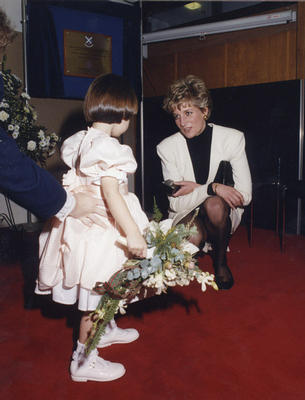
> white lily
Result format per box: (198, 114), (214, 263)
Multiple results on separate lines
(181, 241), (199, 255)
(159, 219), (173, 234)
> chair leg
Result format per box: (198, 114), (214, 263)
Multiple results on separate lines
(275, 184), (280, 235)
(281, 191), (286, 252)
(249, 202), (253, 247)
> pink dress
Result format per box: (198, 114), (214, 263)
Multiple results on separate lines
(36, 127), (149, 311)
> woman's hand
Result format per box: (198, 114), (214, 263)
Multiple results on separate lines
(173, 181), (201, 197)
(127, 232), (147, 258)
(213, 183), (244, 209)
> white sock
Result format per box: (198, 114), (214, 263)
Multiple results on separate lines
(109, 319), (117, 330)
(76, 340), (86, 354)
(74, 341), (88, 365)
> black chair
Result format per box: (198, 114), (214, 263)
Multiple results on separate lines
(280, 180), (305, 251)
(244, 175), (288, 250)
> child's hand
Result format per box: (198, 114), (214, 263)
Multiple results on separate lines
(127, 233), (147, 258)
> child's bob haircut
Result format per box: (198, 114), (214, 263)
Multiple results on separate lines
(83, 73), (138, 124)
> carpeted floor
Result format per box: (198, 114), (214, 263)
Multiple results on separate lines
(0, 226), (304, 400)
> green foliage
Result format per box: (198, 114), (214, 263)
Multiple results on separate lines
(152, 197), (163, 222)
(86, 295), (120, 355)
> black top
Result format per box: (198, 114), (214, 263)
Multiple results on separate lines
(186, 124), (213, 185)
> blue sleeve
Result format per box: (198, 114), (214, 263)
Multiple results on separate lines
(0, 128), (66, 220)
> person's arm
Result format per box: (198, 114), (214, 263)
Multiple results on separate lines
(229, 132), (252, 206)
(54, 191), (106, 222)
(207, 131), (252, 208)
(156, 142), (209, 213)
(101, 176), (147, 258)
(0, 130), (106, 220)
(0, 139), (67, 219)
(208, 182), (244, 209)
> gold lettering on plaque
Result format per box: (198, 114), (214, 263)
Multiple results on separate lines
(64, 30), (112, 78)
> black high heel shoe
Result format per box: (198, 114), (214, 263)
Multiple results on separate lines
(215, 265), (234, 290)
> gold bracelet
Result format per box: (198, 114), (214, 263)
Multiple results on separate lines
(213, 183), (219, 195)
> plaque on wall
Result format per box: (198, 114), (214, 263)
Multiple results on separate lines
(64, 30), (112, 78)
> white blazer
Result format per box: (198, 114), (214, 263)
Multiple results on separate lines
(156, 123), (252, 232)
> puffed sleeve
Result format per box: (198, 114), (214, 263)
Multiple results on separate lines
(61, 131), (86, 168)
(79, 135), (137, 184)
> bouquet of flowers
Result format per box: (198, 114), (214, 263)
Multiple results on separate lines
(0, 57), (59, 166)
(85, 216), (218, 355)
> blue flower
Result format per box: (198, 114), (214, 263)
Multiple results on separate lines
(150, 255), (162, 269)
(140, 259), (149, 269)
(133, 268), (140, 279)
(127, 271), (134, 281)
(171, 248), (180, 256)
(147, 266), (155, 274)
(175, 253), (185, 263)
(141, 269), (149, 279)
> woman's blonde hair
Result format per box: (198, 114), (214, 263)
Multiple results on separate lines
(0, 8), (16, 50)
(163, 75), (212, 119)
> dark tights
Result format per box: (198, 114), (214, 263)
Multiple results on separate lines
(179, 196), (232, 283)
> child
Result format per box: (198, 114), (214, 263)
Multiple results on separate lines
(36, 74), (149, 382)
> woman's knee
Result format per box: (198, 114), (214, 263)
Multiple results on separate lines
(200, 197), (229, 224)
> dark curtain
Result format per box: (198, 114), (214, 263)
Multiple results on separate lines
(27, 3), (64, 98)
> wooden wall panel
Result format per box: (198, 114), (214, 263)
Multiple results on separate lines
(143, 5), (300, 96)
(226, 27), (296, 87)
(143, 53), (176, 97)
(178, 42), (227, 89)
(296, 1), (305, 79)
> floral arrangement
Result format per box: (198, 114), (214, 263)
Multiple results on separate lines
(85, 215), (218, 355)
(0, 57), (59, 166)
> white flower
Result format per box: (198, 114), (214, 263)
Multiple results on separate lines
(8, 124), (14, 131)
(147, 219), (173, 238)
(118, 300), (128, 315)
(151, 273), (165, 292)
(181, 242), (199, 255)
(165, 280), (177, 287)
(14, 125), (20, 131)
(21, 92), (31, 100)
(0, 110), (9, 121)
(37, 129), (45, 139)
(165, 269), (176, 280)
(0, 101), (9, 108)
(146, 247), (155, 259)
(12, 131), (19, 139)
(24, 106), (30, 113)
(27, 140), (37, 151)
(159, 219), (173, 234)
(180, 278), (190, 285)
(39, 138), (48, 148)
(12, 73), (21, 82)
(51, 132), (59, 141)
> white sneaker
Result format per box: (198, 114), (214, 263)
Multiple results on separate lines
(97, 324), (139, 348)
(70, 348), (125, 382)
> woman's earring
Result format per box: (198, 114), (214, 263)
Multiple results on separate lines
(204, 114), (208, 120)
